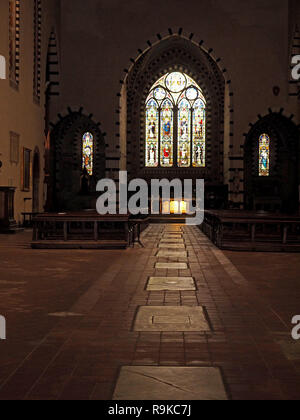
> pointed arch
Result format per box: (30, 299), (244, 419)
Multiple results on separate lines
(121, 34), (227, 185)
(47, 110), (106, 211)
(244, 113), (300, 213)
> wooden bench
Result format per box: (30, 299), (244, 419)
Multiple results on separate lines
(31, 212), (148, 249)
(201, 210), (300, 252)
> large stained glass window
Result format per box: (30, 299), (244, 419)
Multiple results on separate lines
(82, 132), (94, 175)
(145, 72), (206, 168)
(259, 134), (270, 177)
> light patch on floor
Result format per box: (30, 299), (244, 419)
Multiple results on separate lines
(156, 251), (188, 258)
(163, 235), (183, 240)
(160, 239), (185, 244)
(159, 243), (186, 249)
(134, 306), (210, 332)
(155, 262), (188, 270)
(113, 366), (228, 400)
(147, 277), (196, 291)
(164, 231), (182, 234)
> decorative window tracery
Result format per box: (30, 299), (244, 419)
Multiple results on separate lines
(145, 72), (206, 168)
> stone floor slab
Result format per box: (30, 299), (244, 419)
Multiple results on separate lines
(155, 262), (188, 270)
(159, 244), (186, 249)
(113, 366), (228, 400)
(147, 277), (196, 291)
(134, 306), (210, 332)
(156, 251), (188, 258)
(164, 231), (182, 235)
(160, 239), (184, 244)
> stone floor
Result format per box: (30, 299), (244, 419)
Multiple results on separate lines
(0, 224), (300, 400)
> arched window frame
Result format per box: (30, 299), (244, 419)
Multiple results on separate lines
(145, 72), (206, 168)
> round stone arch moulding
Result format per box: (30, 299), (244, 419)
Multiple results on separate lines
(244, 111), (300, 213)
(48, 108), (106, 211)
(117, 33), (233, 183)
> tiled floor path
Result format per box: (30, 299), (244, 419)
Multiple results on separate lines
(0, 225), (300, 400)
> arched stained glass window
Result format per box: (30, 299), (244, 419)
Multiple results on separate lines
(145, 72), (206, 168)
(82, 132), (94, 175)
(259, 134), (270, 177)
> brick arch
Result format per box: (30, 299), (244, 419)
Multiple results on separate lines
(47, 108), (105, 211)
(244, 111), (300, 213)
(117, 30), (233, 188)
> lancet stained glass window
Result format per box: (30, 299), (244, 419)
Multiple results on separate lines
(146, 99), (159, 167)
(161, 99), (174, 167)
(259, 134), (270, 177)
(145, 72), (206, 168)
(82, 132), (94, 175)
(178, 99), (191, 167)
